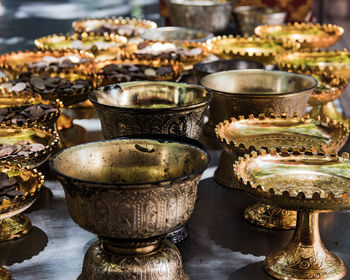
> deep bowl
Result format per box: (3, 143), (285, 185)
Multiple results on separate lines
(89, 81), (212, 139)
(50, 136), (210, 239)
(141, 26), (213, 43)
(167, 0), (233, 33)
(234, 6), (286, 36)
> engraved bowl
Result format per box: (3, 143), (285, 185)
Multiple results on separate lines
(89, 81), (212, 139)
(50, 136), (210, 239)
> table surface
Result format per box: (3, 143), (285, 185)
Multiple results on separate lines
(1, 1), (350, 279)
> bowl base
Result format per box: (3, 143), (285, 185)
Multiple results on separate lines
(166, 224), (189, 244)
(244, 202), (296, 230)
(0, 214), (32, 241)
(214, 150), (244, 189)
(79, 239), (189, 280)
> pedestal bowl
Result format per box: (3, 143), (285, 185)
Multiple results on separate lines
(216, 114), (348, 229)
(235, 149), (350, 280)
(200, 69), (317, 188)
(255, 22), (344, 49)
(167, 0), (233, 33)
(89, 81), (212, 140)
(50, 136), (209, 280)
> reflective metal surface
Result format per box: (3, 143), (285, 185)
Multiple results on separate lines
(233, 6), (286, 36)
(167, 0), (233, 33)
(90, 81), (212, 139)
(141, 27), (213, 43)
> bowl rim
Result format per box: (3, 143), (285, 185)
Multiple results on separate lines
(88, 81), (213, 112)
(200, 69), (318, 96)
(233, 5), (286, 15)
(194, 59), (265, 75)
(49, 135), (211, 188)
(169, 0), (233, 7)
(140, 26), (214, 43)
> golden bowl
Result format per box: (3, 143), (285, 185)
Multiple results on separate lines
(121, 40), (209, 70)
(201, 69), (317, 189)
(0, 49), (95, 76)
(207, 35), (298, 65)
(34, 33), (127, 59)
(0, 90), (63, 129)
(235, 148), (349, 280)
(50, 136), (208, 280)
(72, 17), (157, 37)
(0, 163), (44, 242)
(94, 57), (184, 86)
(1, 68), (101, 107)
(0, 123), (59, 168)
(277, 49), (350, 80)
(89, 81), (212, 139)
(255, 22), (344, 49)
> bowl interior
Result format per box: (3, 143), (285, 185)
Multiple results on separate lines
(91, 82), (210, 109)
(201, 70), (317, 95)
(51, 138), (209, 185)
(170, 0), (230, 6)
(194, 59), (264, 75)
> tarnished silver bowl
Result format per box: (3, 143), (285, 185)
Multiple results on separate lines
(141, 26), (213, 43)
(234, 6), (286, 36)
(89, 81), (212, 139)
(50, 136), (209, 280)
(167, 0), (233, 33)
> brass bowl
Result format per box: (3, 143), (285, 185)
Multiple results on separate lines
(1, 68), (101, 107)
(34, 33), (127, 59)
(216, 114), (348, 230)
(72, 17), (157, 37)
(0, 123), (59, 168)
(255, 22), (344, 49)
(277, 49), (350, 80)
(201, 69), (317, 189)
(234, 148), (349, 280)
(121, 40), (209, 70)
(89, 81), (212, 139)
(233, 6), (286, 36)
(0, 49), (94, 77)
(50, 136), (208, 280)
(0, 91), (63, 129)
(167, 0), (233, 33)
(207, 35), (298, 65)
(94, 57), (184, 86)
(0, 163), (44, 242)
(141, 26), (213, 43)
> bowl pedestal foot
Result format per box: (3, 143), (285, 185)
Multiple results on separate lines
(309, 101), (349, 127)
(264, 212), (347, 280)
(244, 202), (297, 230)
(0, 214), (32, 241)
(79, 238), (188, 280)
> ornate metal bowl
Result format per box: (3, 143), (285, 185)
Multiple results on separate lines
(201, 69), (317, 189)
(50, 136), (209, 280)
(34, 33), (127, 59)
(256, 22), (344, 49)
(167, 0), (233, 33)
(207, 35), (297, 65)
(234, 6), (286, 36)
(89, 81), (212, 139)
(235, 148), (349, 280)
(278, 50), (350, 80)
(0, 49), (95, 76)
(0, 91), (63, 128)
(72, 17), (157, 37)
(141, 26), (213, 43)
(0, 123), (59, 168)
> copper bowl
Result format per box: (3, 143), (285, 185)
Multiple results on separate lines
(89, 81), (212, 139)
(50, 136), (209, 239)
